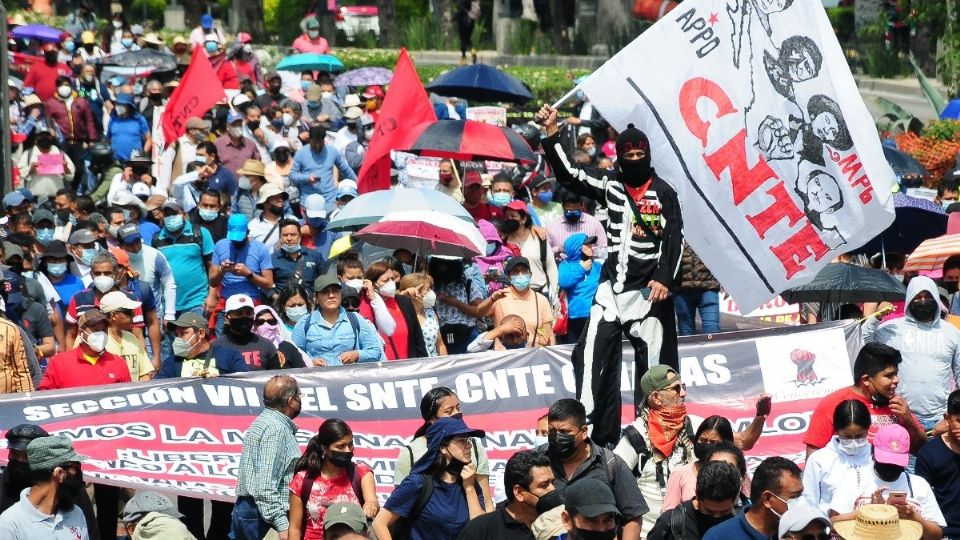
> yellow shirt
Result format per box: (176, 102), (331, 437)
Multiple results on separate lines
(107, 331), (154, 380)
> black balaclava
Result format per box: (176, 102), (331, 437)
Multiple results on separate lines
(616, 123), (652, 187)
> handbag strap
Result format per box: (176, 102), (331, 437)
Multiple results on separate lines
(623, 180), (661, 249)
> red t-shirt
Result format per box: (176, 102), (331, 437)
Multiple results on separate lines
(37, 348), (132, 390)
(288, 464), (372, 540)
(465, 203), (502, 223)
(803, 387), (901, 449)
(359, 296), (408, 361)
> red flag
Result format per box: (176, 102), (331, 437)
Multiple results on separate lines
(161, 46), (226, 149)
(358, 48), (437, 193)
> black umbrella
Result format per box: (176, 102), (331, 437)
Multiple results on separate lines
(405, 120), (537, 163)
(781, 263), (906, 304)
(883, 145), (929, 180)
(98, 49), (178, 72)
(426, 64), (534, 104)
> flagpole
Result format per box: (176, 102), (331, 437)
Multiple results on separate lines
(551, 85), (581, 110)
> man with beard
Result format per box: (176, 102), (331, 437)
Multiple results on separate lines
(804, 343), (926, 455)
(863, 275), (960, 433)
(0, 435), (90, 539)
(215, 294), (281, 371)
(232, 375), (303, 540)
(648, 460), (741, 540)
(543, 398), (647, 540)
(829, 424), (945, 540)
(0, 426), (99, 538)
(537, 104), (683, 448)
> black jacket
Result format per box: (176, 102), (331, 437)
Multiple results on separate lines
(648, 501), (703, 540)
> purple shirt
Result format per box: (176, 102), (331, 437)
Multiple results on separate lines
(214, 134), (261, 175)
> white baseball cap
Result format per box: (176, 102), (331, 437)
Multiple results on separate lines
(224, 294), (254, 313)
(303, 193), (327, 219)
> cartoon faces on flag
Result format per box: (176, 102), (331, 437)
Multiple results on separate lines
(762, 35), (822, 102)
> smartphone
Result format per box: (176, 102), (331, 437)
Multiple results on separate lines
(887, 491), (908, 505)
(640, 287), (651, 300)
(756, 396), (772, 416)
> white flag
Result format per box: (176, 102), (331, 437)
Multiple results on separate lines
(581, 0), (896, 312)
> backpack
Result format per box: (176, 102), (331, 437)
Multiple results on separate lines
(307, 310), (361, 350)
(388, 474), (435, 540)
(298, 463), (366, 528)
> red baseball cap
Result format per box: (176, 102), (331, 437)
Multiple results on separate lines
(504, 200), (527, 213)
(363, 85), (384, 99)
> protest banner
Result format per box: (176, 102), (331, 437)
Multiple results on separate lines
(466, 106), (508, 126)
(719, 291), (800, 325)
(0, 322), (859, 502)
(579, 0), (897, 312)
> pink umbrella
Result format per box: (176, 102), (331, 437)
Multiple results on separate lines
(354, 210), (484, 258)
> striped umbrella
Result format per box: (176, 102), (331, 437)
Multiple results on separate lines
(405, 120), (537, 164)
(903, 233), (960, 272)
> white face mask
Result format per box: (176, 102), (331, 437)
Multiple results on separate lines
(112, 20), (123, 29)
(93, 276), (116, 293)
(282, 112), (295, 126)
(308, 30), (320, 38)
(57, 86), (72, 98)
(378, 280), (397, 298)
(837, 436), (869, 455)
(422, 290), (437, 309)
(344, 278), (364, 291)
(84, 331), (108, 353)
(238, 176), (252, 190)
(285, 304), (309, 322)
(115, 104), (128, 116)
(365, 128), (375, 140)
(321, 91), (333, 100)
(228, 126), (243, 138)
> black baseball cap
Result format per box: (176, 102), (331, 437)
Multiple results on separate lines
(5, 423), (50, 452)
(504, 256), (530, 275)
(564, 478), (620, 518)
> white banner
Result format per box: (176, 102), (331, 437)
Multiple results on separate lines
(580, 0), (896, 312)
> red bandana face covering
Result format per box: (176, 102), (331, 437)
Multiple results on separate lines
(648, 403), (687, 457)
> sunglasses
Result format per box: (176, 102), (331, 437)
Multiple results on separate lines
(342, 299), (360, 309)
(254, 318), (277, 327)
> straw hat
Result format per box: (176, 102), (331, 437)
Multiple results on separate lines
(832, 504), (922, 540)
(142, 33), (164, 46)
(236, 159), (266, 178)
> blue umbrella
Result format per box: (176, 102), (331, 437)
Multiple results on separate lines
(335, 67), (393, 87)
(276, 53), (345, 73)
(882, 145), (928, 180)
(11, 24), (63, 42)
(941, 98), (960, 120)
(426, 64), (534, 104)
(855, 192), (947, 255)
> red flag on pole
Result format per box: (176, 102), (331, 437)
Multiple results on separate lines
(357, 48), (437, 193)
(161, 45), (226, 149)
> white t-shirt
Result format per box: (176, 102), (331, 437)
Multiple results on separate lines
(830, 467), (946, 526)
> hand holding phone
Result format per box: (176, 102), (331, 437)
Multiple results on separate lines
(887, 491), (908, 506)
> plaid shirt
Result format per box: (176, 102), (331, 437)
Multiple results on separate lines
(235, 408), (301, 531)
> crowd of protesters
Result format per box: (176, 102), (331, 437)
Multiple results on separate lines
(2, 2), (960, 540)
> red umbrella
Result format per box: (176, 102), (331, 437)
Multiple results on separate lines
(404, 119), (537, 163)
(354, 211), (485, 258)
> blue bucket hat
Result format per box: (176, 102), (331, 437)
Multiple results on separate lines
(410, 417), (485, 476)
(115, 93), (135, 106)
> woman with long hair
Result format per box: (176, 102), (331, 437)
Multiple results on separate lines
(802, 399), (872, 513)
(358, 259), (427, 361)
(288, 419), (378, 540)
(392, 387), (494, 511)
(373, 417), (488, 539)
(274, 284), (312, 332)
(662, 416), (749, 511)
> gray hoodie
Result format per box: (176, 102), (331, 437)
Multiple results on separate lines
(134, 512), (196, 540)
(863, 276), (960, 427)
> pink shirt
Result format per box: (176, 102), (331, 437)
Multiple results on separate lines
(662, 460), (750, 511)
(292, 35), (331, 54)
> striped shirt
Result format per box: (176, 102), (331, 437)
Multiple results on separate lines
(0, 318), (33, 394)
(546, 212), (609, 259)
(235, 408), (301, 531)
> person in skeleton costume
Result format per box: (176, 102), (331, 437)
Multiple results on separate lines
(537, 105), (683, 447)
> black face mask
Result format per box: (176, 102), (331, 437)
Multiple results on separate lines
(6, 460), (32, 488)
(44, 51), (58, 65)
(693, 442), (716, 462)
(534, 488), (563, 514)
(71, 64), (82, 76)
(148, 93), (163, 104)
(231, 239), (248, 249)
(571, 527), (616, 540)
(943, 280), (959, 294)
(548, 432), (578, 460)
(503, 219), (521, 234)
(445, 456), (467, 476)
(618, 157), (651, 187)
(228, 316), (254, 336)
(56, 209), (72, 226)
(909, 299), (938, 322)
(56, 471), (85, 511)
(327, 450), (353, 468)
(874, 463), (905, 482)
(269, 84), (282, 95)
(267, 204), (284, 216)
(246, 121), (260, 134)
(695, 510), (732, 534)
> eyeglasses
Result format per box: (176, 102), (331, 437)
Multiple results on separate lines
(661, 383), (686, 394)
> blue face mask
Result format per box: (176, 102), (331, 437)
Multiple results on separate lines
(36, 228), (55, 245)
(164, 215), (184, 231)
(198, 208), (219, 222)
(564, 210), (582, 222)
(537, 191), (554, 204)
(47, 262), (68, 277)
(485, 242), (498, 257)
(64, 42), (76, 53)
(121, 38), (134, 48)
(205, 42), (218, 54)
(510, 274), (531, 291)
(307, 217), (327, 231)
(121, 209), (131, 221)
(401, 263), (413, 275)
(490, 192), (512, 207)
(80, 247), (98, 266)
(281, 243), (301, 253)
(301, 81), (312, 92)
